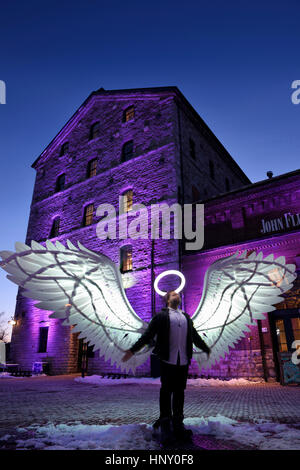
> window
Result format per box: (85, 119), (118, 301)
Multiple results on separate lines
(122, 189), (133, 212)
(60, 142), (69, 156)
(120, 245), (132, 273)
(123, 106), (135, 122)
(121, 140), (134, 162)
(38, 327), (49, 353)
(87, 159), (97, 178)
(189, 138), (196, 160)
(225, 177), (230, 191)
(83, 203), (94, 226)
(209, 160), (215, 180)
(50, 217), (60, 238)
(55, 174), (65, 192)
(89, 122), (100, 140)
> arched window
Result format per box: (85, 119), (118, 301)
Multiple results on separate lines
(55, 174), (65, 192)
(83, 203), (94, 227)
(121, 189), (133, 212)
(87, 159), (97, 178)
(89, 122), (100, 140)
(50, 217), (60, 238)
(120, 245), (132, 273)
(123, 106), (135, 123)
(121, 140), (134, 162)
(209, 160), (215, 180)
(59, 142), (69, 156)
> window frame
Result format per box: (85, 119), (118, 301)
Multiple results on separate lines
(89, 122), (100, 141)
(55, 174), (66, 192)
(122, 189), (133, 213)
(50, 217), (60, 238)
(60, 142), (69, 156)
(83, 203), (94, 227)
(123, 105), (135, 123)
(87, 158), (97, 178)
(120, 245), (133, 273)
(121, 140), (134, 162)
(38, 326), (49, 353)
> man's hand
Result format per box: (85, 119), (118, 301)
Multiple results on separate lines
(122, 350), (134, 362)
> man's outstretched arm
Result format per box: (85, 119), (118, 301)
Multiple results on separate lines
(191, 323), (211, 356)
(122, 314), (159, 362)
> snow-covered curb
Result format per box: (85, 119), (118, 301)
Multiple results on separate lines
(0, 372), (24, 379)
(0, 372), (47, 379)
(75, 374), (265, 387)
(4, 415), (299, 450)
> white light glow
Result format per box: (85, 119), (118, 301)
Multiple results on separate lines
(153, 270), (186, 297)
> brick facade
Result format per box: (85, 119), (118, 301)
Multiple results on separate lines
(10, 86), (298, 381)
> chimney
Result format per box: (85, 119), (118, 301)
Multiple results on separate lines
(266, 171), (273, 179)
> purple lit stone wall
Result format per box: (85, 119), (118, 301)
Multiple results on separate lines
(183, 170), (300, 379)
(10, 87), (253, 376)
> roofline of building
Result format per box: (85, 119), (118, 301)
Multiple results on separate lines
(31, 87), (182, 168)
(31, 86), (249, 182)
(197, 167), (300, 204)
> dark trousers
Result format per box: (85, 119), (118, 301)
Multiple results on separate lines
(159, 354), (189, 423)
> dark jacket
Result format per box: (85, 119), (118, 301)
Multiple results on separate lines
(130, 307), (210, 365)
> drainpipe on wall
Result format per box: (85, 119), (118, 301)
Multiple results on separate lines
(176, 102), (185, 311)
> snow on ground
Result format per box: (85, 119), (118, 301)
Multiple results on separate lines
(10, 415), (300, 450)
(75, 374), (265, 387)
(0, 373), (46, 379)
(0, 372), (24, 379)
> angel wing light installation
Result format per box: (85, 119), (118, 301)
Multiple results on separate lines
(0, 239), (297, 374)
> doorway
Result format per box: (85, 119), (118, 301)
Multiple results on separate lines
(269, 309), (300, 381)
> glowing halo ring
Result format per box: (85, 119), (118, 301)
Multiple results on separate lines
(154, 270), (186, 297)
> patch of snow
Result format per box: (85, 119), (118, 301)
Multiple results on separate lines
(11, 415), (300, 450)
(0, 372), (46, 379)
(0, 372), (24, 379)
(184, 415), (300, 450)
(74, 375), (265, 387)
(15, 422), (160, 450)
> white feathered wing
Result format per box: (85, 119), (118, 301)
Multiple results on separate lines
(0, 239), (153, 374)
(191, 249), (297, 371)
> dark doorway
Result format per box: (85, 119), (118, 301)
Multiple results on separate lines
(269, 309), (300, 381)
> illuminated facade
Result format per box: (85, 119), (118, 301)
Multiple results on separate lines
(9, 87), (299, 380)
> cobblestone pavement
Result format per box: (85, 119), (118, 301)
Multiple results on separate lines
(0, 374), (299, 450)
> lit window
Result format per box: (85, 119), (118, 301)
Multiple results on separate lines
(123, 106), (135, 122)
(121, 140), (134, 162)
(122, 189), (133, 212)
(120, 245), (132, 273)
(189, 138), (196, 160)
(60, 142), (69, 156)
(55, 174), (65, 192)
(89, 122), (100, 140)
(83, 203), (94, 226)
(87, 159), (97, 178)
(38, 327), (49, 353)
(209, 160), (215, 180)
(50, 217), (60, 238)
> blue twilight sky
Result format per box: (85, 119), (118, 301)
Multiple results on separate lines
(0, 0), (300, 321)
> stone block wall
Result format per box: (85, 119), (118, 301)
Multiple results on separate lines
(10, 87), (252, 376)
